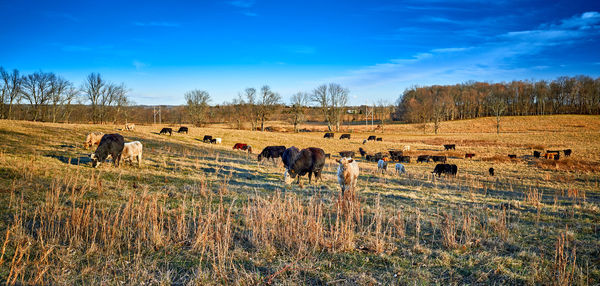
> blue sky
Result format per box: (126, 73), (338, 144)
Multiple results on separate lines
(1, 0), (599, 105)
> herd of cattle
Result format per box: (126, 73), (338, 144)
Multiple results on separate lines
(82, 127), (575, 196)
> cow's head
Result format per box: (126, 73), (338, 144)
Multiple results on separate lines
(283, 170), (293, 185)
(336, 157), (354, 170)
(89, 153), (100, 168)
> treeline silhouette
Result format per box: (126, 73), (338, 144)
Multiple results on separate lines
(395, 76), (600, 123)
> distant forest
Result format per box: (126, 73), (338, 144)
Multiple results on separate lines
(2, 66), (599, 131)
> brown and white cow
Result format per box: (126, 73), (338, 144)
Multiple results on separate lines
(120, 141), (143, 167)
(84, 132), (104, 149)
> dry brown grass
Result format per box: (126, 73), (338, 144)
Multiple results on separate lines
(535, 158), (600, 173)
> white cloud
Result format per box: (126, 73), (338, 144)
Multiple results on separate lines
(133, 60), (148, 70)
(228, 0), (255, 8)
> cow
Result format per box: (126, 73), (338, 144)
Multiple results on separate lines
(358, 147), (367, 157)
(533, 151), (541, 158)
(417, 155), (431, 163)
(465, 153), (475, 159)
(203, 135), (213, 143)
(233, 143), (252, 153)
(214, 138), (221, 144)
(395, 163), (406, 175)
(432, 155), (447, 163)
(554, 154), (560, 160)
(377, 159), (388, 174)
(125, 123), (135, 131)
(403, 145), (410, 152)
(444, 144), (456, 150)
(336, 157), (359, 196)
(432, 164), (458, 177)
(372, 152), (387, 162)
(365, 154), (374, 162)
(325, 153), (331, 159)
(376, 137), (383, 142)
(489, 167), (495, 176)
(367, 135), (377, 141)
(258, 146), (286, 162)
(389, 150), (404, 161)
(90, 134), (124, 168)
(210, 139), (217, 144)
(120, 141), (143, 167)
(563, 149), (572, 157)
(399, 156), (411, 163)
(508, 154), (517, 159)
(242, 145), (253, 153)
(84, 132), (104, 149)
(544, 153), (555, 160)
(340, 134), (351, 140)
(282, 146), (300, 171)
(288, 147), (326, 184)
(159, 128), (172, 136)
(324, 133), (334, 139)
(362, 139), (368, 144)
(547, 150), (561, 154)
(339, 151), (355, 158)
(177, 127), (188, 134)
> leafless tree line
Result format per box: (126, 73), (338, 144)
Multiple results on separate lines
(396, 76), (600, 133)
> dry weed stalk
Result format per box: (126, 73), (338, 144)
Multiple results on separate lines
(553, 228), (577, 286)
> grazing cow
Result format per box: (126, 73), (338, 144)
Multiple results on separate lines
(340, 134), (351, 140)
(417, 155), (431, 163)
(159, 128), (172, 136)
(403, 145), (410, 152)
(125, 123), (135, 131)
(258, 146), (286, 162)
(84, 132), (104, 149)
(336, 157), (360, 196)
(339, 151), (355, 158)
(508, 154), (517, 159)
(444, 144), (456, 150)
(282, 146), (300, 171)
(432, 155), (447, 163)
(377, 159), (388, 174)
(372, 152), (387, 162)
(365, 154), (374, 161)
(389, 150), (404, 161)
(362, 139), (368, 144)
(395, 163), (406, 175)
(432, 164), (458, 177)
(120, 141), (143, 167)
(358, 147), (367, 157)
(203, 135), (213, 143)
(544, 153), (555, 160)
(554, 154), (560, 160)
(177, 126), (188, 134)
(213, 138), (222, 144)
(563, 149), (572, 157)
(325, 153), (331, 159)
(399, 156), (411, 163)
(90, 134), (125, 168)
(367, 135), (377, 141)
(324, 132), (334, 139)
(533, 151), (541, 158)
(242, 145), (253, 153)
(465, 153), (475, 159)
(489, 167), (495, 176)
(547, 150), (561, 154)
(376, 137), (383, 142)
(288, 147), (326, 184)
(233, 143), (247, 150)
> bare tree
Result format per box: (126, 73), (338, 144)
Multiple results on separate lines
(110, 84), (129, 124)
(184, 89), (211, 126)
(82, 73), (105, 123)
(311, 83), (349, 131)
(243, 88), (259, 130)
(311, 84), (331, 131)
(257, 85), (281, 131)
(289, 92), (309, 132)
(487, 91), (507, 134)
(62, 85), (80, 123)
(1, 68), (22, 120)
(49, 76), (71, 123)
(21, 71), (56, 121)
(376, 99), (393, 132)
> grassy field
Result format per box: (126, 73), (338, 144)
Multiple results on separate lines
(0, 115), (599, 285)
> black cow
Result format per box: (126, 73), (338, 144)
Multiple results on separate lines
(203, 135), (213, 143)
(465, 153), (475, 159)
(358, 147), (367, 157)
(258, 146), (286, 162)
(554, 154), (561, 160)
(547, 150), (561, 154)
(282, 146), (300, 170)
(90, 134), (125, 168)
(376, 137), (383, 142)
(389, 150), (404, 161)
(444, 144), (456, 150)
(432, 164), (458, 177)
(489, 167), (495, 176)
(533, 151), (541, 158)
(417, 155), (431, 163)
(563, 149), (572, 157)
(399, 156), (411, 163)
(367, 135), (377, 141)
(159, 128), (172, 136)
(432, 155), (447, 163)
(508, 154), (517, 159)
(325, 153), (331, 159)
(288, 147), (326, 184)
(340, 134), (351, 140)
(177, 126), (189, 134)
(339, 151), (355, 158)
(324, 133), (334, 139)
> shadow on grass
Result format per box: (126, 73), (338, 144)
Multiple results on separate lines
(45, 154), (92, 165)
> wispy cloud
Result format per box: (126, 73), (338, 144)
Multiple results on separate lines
(133, 21), (181, 28)
(228, 0), (255, 8)
(242, 11), (258, 17)
(133, 60), (148, 70)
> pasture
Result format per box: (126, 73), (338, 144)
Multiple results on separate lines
(0, 115), (599, 285)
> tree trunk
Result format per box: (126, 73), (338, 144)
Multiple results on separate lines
(260, 113), (265, 131)
(496, 114), (500, 134)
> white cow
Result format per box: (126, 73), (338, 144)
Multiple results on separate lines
(120, 141), (143, 167)
(377, 159), (388, 174)
(337, 157), (359, 196)
(402, 145), (410, 152)
(395, 163), (406, 175)
(215, 138), (222, 144)
(125, 123), (135, 131)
